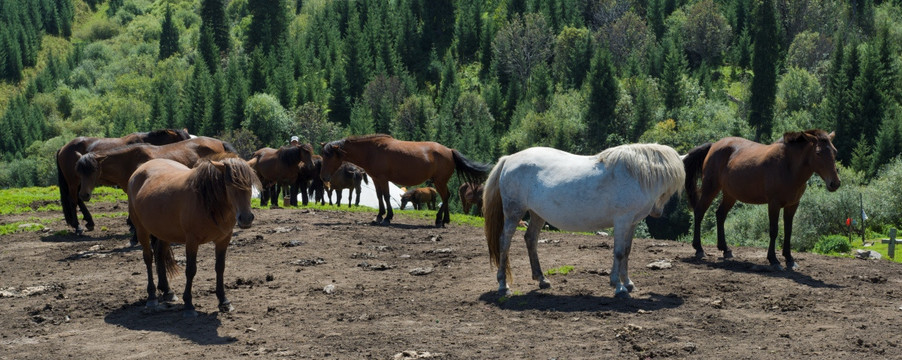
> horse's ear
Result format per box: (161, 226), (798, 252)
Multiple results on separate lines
(211, 160), (226, 173)
(782, 132), (805, 143)
(95, 154), (107, 164)
(828, 131), (835, 140)
(74, 151), (82, 158)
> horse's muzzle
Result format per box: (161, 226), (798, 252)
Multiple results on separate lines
(78, 192), (91, 202)
(237, 213), (254, 229)
(827, 180), (841, 192)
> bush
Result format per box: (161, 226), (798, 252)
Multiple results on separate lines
(813, 235), (851, 254)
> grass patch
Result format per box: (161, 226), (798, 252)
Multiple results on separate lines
(545, 265), (575, 276)
(0, 186), (127, 216)
(0, 217), (56, 236)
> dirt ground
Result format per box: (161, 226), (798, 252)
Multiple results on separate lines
(2, 200), (902, 359)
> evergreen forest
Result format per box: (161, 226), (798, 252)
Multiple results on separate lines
(2, 0), (902, 250)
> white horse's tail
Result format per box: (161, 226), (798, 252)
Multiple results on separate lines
(482, 156), (511, 283)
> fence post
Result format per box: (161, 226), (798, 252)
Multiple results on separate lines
(889, 229), (896, 260)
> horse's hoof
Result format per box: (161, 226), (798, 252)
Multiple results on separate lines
(693, 250), (706, 260)
(498, 288), (512, 297)
(183, 310), (199, 318)
(219, 302), (234, 313)
(160, 293), (179, 303)
(539, 280), (551, 289)
(128, 239), (139, 248)
(625, 282), (635, 292)
(75, 229), (85, 236)
(614, 289), (631, 299)
(145, 300), (159, 309)
(723, 250), (734, 259)
(382, 219), (391, 226)
(770, 263), (784, 272)
(786, 261), (798, 271)
(86, 224), (94, 231)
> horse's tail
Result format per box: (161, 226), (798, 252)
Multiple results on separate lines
(483, 157), (511, 283)
(153, 236), (181, 278)
(362, 172), (369, 185)
(683, 142), (712, 209)
(57, 150), (78, 228)
(451, 150), (492, 186)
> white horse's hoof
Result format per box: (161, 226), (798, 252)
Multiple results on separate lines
(625, 282), (635, 292)
(498, 288), (512, 297)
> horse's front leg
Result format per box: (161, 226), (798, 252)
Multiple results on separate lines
(524, 212), (550, 289)
(182, 243), (200, 318)
(611, 220), (637, 298)
(214, 239), (234, 313)
(766, 203), (782, 269)
(77, 199), (94, 232)
(782, 204), (799, 270)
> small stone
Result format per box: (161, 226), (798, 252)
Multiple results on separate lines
(409, 267), (434, 276)
(323, 284), (336, 294)
(683, 342), (697, 353)
(646, 259), (672, 270)
(246, 327), (258, 332)
(595, 231), (609, 236)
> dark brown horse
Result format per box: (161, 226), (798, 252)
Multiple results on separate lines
(400, 187), (437, 210)
(683, 130), (841, 270)
(459, 182), (484, 216)
(128, 157), (258, 318)
(325, 163), (369, 207)
(74, 136), (237, 201)
(247, 144), (314, 208)
(56, 129), (190, 235)
(320, 134), (491, 226)
(291, 155), (322, 206)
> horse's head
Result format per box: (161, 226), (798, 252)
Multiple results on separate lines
(785, 130), (841, 192)
(298, 143), (314, 171)
(319, 140), (346, 183)
(74, 152), (105, 202)
(400, 193), (411, 210)
(211, 158), (258, 229)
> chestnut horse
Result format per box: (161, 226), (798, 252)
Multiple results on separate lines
(128, 157), (258, 318)
(400, 187), (437, 210)
(56, 129), (190, 235)
(247, 144), (314, 208)
(459, 182), (484, 216)
(74, 136), (237, 201)
(320, 134), (491, 227)
(683, 130), (841, 270)
(325, 163), (369, 207)
(484, 144), (684, 298)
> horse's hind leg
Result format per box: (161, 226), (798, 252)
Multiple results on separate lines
(497, 212), (522, 296)
(611, 220), (637, 298)
(152, 237), (178, 303)
(434, 183), (451, 227)
(692, 181), (720, 259)
(182, 242), (200, 318)
(136, 229), (157, 309)
(214, 239), (234, 313)
(524, 211), (550, 290)
(715, 196), (737, 259)
(355, 186), (361, 206)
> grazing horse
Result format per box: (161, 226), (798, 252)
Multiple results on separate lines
(320, 134), (490, 227)
(56, 129), (190, 235)
(400, 187), (438, 210)
(74, 136), (237, 201)
(293, 155), (322, 206)
(459, 182), (484, 216)
(683, 130), (841, 270)
(483, 145), (684, 298)
(325, 163), (369, 207)
(128, 157), (258, 318)
(247, 144), (314, 208)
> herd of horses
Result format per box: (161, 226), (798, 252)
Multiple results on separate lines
(54, 129), (840, 315)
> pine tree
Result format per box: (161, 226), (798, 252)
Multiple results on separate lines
(344, 4), (370, 99)
(197, 26), (219, 74)
(748, 0), (779, 142)
(661, 36), (686, 113)
(200, 0), (229, 54)
(348, 102), (375, 135)
(868, 115), (902, 178)
(631, 78), (655, 141)
(185, 60), (214, 135)
(159, 5), (179, 60)
(585, 47), (620, 150)
(328, 61), (352, 125)
(247, 0), (288, 54)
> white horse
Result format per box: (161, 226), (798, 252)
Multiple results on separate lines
(482, 144), (685, 298)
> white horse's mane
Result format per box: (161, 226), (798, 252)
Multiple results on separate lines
(596, 143), (685, 201)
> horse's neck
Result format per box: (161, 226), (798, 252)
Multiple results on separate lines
(778, 143), (815, 184)
(106, 148), (150, 185)
(343, 140), (375, 166)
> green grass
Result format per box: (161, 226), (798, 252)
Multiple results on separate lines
(0, 186), (127, 216)
(852, 236), (902, 264)
(0, 217), (56, 236)
(544, 265), (575, 276)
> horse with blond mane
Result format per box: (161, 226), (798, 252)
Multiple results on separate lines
(483, 144), (685, 298)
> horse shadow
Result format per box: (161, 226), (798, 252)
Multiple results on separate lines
(311, 221), (438, 230)
(682, 257), (844, 289)
(40, 232), (131, 243)
(104, 300), (237, 345)
(478, 291), (684, 313)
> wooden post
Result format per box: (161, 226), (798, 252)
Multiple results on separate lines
(860, 193), (865, 245)
(889, 229), (896, 260)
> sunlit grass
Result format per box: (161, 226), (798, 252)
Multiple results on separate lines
(0, 186), (127, 216)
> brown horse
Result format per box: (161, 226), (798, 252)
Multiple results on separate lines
(325, 163), (369, 207)
(128, 157), (258, 318)
(459, 182), (484, 216)
(247, 144), (314, 208)
(57, 129), (190, 235)
(400, 187), (437, 210)
(291, 155), (322, 206)
(320, 134), (491, 227)
(683, 130), (841, 270)
(74, 136), (237, 201)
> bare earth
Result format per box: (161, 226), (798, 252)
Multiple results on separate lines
(2, 201), (901, 359)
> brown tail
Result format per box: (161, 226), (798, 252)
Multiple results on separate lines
(152, 236), (181, 278)
(57, 150), (78, 228)
(482, 157), (511, 283)
(683, 143), (712, 209)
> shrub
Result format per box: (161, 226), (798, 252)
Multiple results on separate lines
(813, 235), (851, 254)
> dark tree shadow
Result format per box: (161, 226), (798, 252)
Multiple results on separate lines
(478, 291), (684, 313)
(104, 301), (237, 345)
